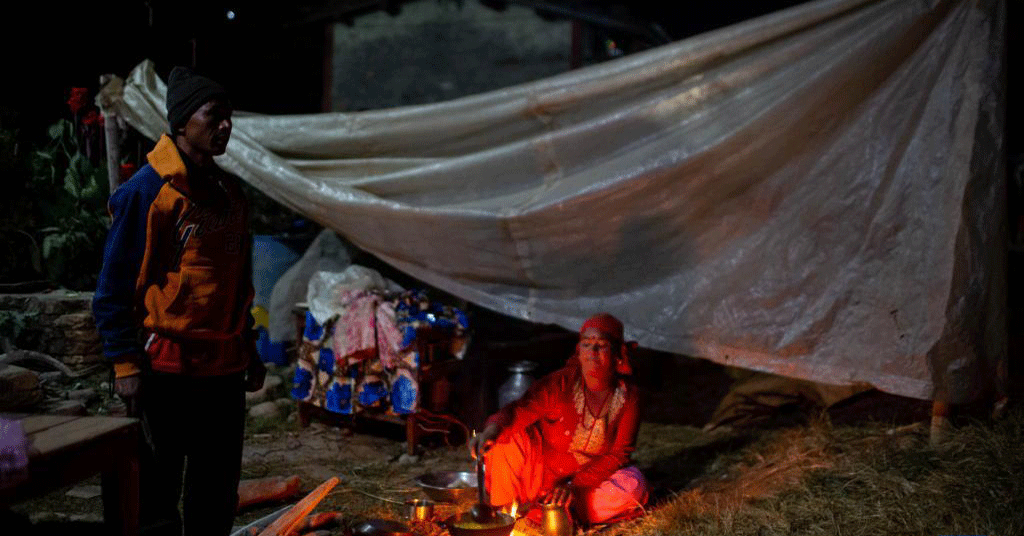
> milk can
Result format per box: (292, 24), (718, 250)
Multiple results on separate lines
(497, 360), (538, 409)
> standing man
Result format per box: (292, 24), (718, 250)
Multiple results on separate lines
(93, 66), (265, 536)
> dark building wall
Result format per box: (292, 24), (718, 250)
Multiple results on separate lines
(331, 0), (572, 110)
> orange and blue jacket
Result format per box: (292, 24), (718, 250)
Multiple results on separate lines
(92, 134), (255, 378)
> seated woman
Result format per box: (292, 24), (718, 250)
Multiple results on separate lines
(469, 313), (648, 525)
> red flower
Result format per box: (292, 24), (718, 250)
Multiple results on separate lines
(67, 87), (89, 115)
(82, 110), (100, 126)
(119, 162), (137, 181)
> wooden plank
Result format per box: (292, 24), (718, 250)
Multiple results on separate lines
(29, 416), (137, 457)
(19, 415), (79, 436)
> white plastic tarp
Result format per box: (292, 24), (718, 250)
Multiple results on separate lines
(99, 0), (1007, 403)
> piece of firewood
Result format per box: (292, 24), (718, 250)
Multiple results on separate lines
(257, 477), (340, 536)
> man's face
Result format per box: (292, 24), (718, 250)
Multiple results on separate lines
(181, 98), (233, 156)
(578, 327), (616, 391)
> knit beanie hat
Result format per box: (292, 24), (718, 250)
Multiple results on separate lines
(166, 66), (230, 132)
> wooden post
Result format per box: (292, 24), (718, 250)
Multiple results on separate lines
(100, 74), (121, 195)
(322, 22), (335, 112)
(101, 449), (140, 536)
(406, 413), (418, 456)
(570, 20), (584, 69)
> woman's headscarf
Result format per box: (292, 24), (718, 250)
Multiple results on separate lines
(577, 312), (635, 376)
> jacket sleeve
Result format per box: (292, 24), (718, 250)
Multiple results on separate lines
(91, 176), (159, 374)
(572, 385), (641, 488)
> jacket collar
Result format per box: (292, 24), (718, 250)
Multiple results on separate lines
(147, 134), (191, 195)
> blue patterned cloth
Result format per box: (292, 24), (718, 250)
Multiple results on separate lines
(291, 292), (467, 416)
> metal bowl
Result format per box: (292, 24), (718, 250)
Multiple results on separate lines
(414, 471), (478, 503)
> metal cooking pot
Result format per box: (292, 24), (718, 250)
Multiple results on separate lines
(413, 471), (478, 503)
(442, 512), (516, 536)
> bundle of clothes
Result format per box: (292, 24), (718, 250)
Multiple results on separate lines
(290, 289), (468, 415)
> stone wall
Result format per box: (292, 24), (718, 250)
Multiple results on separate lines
(0, 290), (102, 369)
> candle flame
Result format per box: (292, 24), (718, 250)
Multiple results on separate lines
(509, 502), (519, 518)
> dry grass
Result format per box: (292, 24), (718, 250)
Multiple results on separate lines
(606, 407), (1024, 536)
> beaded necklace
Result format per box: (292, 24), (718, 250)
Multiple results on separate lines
(569, 379), (625, 464)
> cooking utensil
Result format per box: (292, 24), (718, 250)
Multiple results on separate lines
(469, 455), (495, 522)
(442, 512), (516, 536)
(413, 471), (478, 503)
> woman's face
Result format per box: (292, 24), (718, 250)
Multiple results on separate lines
(578, 327), (616, 391)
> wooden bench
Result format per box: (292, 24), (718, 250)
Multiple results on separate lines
(0, 413), (140, 535)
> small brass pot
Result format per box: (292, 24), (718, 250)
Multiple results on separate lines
(408, 499), (435, 522)
(541, 503), (573, 536)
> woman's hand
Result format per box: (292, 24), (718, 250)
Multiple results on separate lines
(468, 423), (501, 459)
(542, 481), (573, 507)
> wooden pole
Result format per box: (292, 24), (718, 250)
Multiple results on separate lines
(100, 74), (121, 195)
(322, 22), (335, 112)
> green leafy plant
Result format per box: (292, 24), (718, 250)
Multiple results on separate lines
(29, 94), (111, 290)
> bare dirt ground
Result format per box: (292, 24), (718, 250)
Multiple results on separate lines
(235, 419), (715, 529)
(6, 405), (708, 534)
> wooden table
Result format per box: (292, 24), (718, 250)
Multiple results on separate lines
(0, 413), (140, 535)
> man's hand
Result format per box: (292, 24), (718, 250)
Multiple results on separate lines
(468, 422), (501, 459)
(244, 358), (266, 392)
(114, 375), (143, 417)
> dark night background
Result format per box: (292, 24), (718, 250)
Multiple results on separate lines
(2, 1), (1018, 149)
